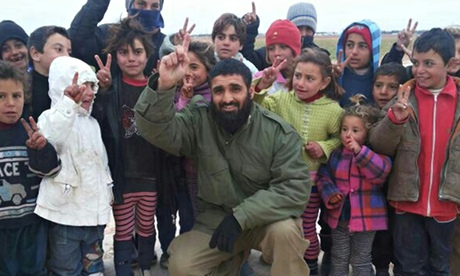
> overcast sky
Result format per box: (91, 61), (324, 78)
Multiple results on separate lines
(1, 0), (459, 36)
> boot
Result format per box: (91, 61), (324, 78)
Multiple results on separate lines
(114, 240), (134, 276)
(137, 234), (156, 271)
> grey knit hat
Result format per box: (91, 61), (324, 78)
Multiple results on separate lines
(286, 2), (317, 33)
(125, 0), (164, 10)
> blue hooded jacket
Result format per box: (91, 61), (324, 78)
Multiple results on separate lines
(336, 19), (381, 106)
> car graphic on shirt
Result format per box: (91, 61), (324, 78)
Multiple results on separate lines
(0, 179), (26, 205)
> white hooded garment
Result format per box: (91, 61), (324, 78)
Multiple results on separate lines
(35, 56), (113, 226)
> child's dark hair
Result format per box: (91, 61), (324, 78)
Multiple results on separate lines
(413, 28), (455, 65)
(189, 41), (217, 73)
(28, 26), (69, 66)
(104, 17), (155, 61)
(211, 13), (246, 45)
(288, 48), (344, 100)
(373, 62), (409, 85)
(0, 59), (29, 96)
(343, 94), (380, 131)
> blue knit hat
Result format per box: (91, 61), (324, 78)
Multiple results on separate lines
(125, 0), (164, 10)
(286, 2), (317, 33)
(0, 20), (28, 50)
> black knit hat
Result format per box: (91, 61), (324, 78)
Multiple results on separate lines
(0, 20), (28, 50)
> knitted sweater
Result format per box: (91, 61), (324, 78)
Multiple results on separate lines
(254, 90), (343, 172)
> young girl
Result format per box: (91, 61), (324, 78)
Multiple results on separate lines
(35, 56), (113, 275)
(175, 40), (216, 217)
(253, 48), (343, 274)
(96, 17), (163, 275)
(316, 95), (391, 275)
(252, 19), (301, 95)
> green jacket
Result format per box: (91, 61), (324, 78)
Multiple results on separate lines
(134, 78), (311, 233)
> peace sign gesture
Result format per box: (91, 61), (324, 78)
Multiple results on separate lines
(95, 54), (112, 89)
(332, 50), (352, 78)
(392, 85), (411, 121)
(242, 2), (257, 25)
(180, 76), (194, 99)
(21, 116), (47, 150)
(159, 34), (190, 90)
(396, 19), (418, 51)
(64, 72), (86, 104)
(256, 57), (287, 90)
(173, 18), (196, 45)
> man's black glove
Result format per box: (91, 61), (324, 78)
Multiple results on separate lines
(209, 214), (242, 253)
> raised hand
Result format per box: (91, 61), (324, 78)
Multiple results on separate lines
(173, 18), (196, 45)
(242, 2), (257, 25)
(305, 141), (324, 159)
(345, 132), (361, 154)
(95, 54), (112, 89)
(396, 19), (418, 51)
(158, 34), (190, 90)
(21, 116), (47, 150)
(257, 57), (287, 90)
(392, 85), (411, 122)
(180, 76), (194, 99)
(332, 50), (352, 78)
(64, 72), (86, 104)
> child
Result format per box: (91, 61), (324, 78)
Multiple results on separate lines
(253, 19), (301, 95)
(212, 13), (258, 75)
(336, 19), (381, 106)
(97, 17), (172, 275)
(0, 20), (29, 71)
(317, 95), (391, 275)
(0, 60), (59, 276)
(34, 56), (113, 275)
(372, 62), (409, 109)
(253, 48), (343, 275)
(27, 25), (72, 120)
(445, 25), (460, 77)
(370, 62), (408, 276)
(370, 28), (460, 275)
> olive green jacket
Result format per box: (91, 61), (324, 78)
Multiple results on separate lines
(134, 78), (311, 232)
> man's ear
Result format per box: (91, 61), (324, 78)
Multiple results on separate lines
(447, 57), (460, 74)
(29, 46), (41, 63)
(249, 86), (255, 99)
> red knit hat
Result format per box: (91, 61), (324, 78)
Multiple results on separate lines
(266, 20), (301, 58)
(344, 24), (372, 49)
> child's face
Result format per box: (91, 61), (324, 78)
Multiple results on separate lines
(213, 25), (242, 60)
(344, 33), (371, 70)
(412, 49), (448, 89)
(31, 33), (71, 76)
(292, 62), (330, 101)
(267, 43), (295, 65)
(297, 26), (314, 38)
(455, 39), (460, 60)
(0, 79), (24, 124)
(372, 75), (399, 108)
(185, 52), (208, 88)
(116, 38), (148, 80)
(80, 82), (96, 112)
(1, 39), (28, 71)
(341, 115), (367, 147)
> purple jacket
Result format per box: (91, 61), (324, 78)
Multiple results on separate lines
(317, 146), (391, 232)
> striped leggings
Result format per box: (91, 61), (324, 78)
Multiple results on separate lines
(330, 223), (375, 276)
(112, 191), (158, 241)
(302, 185), (320, 261)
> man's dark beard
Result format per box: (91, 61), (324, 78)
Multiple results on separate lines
(210, 95), (253, 134)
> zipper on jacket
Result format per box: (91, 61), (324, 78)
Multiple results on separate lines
(427, 94), (438, 216)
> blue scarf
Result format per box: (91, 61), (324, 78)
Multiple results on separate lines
(128, 8), (164, 31)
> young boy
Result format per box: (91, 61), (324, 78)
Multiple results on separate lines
(370, 28), (460, 275)
(372, 62), (409, 109)
(33, 56), (113, 275)
(370, 62), (408, 276)
(212, 13), (258, 75)
(0, 60), (60, 275)
(0, 20), (29, 72)
(27, 25), (71, 120)
(336, 19), (381, 106)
